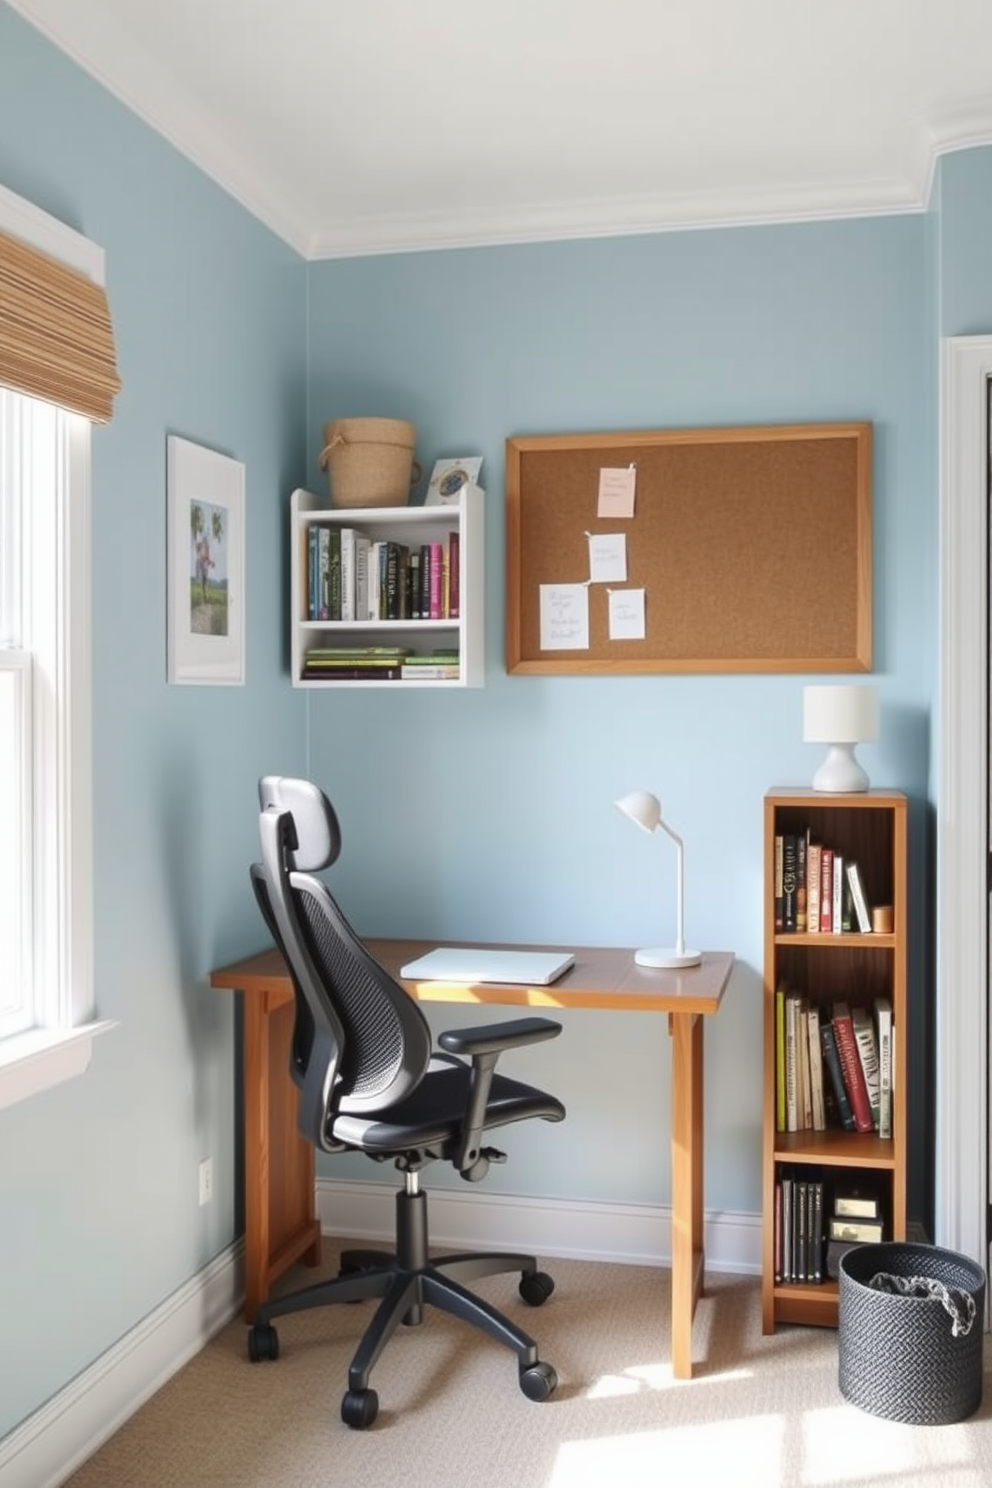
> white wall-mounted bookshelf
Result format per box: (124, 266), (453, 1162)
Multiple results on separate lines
(290, 486), (484, 688)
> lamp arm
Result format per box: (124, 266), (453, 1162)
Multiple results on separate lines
(656, 819), (686, 958)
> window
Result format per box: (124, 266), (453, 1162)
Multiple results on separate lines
(0, 185), (119, 1107)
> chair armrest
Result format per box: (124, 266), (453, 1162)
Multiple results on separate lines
(437, 1017), (561, 1058)
(437, 1018), (561, 1178)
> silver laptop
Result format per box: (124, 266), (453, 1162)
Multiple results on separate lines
(399, 947), (575, 986)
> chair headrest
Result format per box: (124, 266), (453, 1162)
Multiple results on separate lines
(258, 776), (342, 872)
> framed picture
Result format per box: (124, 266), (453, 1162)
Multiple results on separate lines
(167, 435), (245, 685)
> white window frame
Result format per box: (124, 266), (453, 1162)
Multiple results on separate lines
(0, 183), (114, 1109)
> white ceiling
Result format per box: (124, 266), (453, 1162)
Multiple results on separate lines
(10, 0), (992, 259)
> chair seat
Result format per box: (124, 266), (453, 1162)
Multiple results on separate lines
(332, 1063), (565, 1153)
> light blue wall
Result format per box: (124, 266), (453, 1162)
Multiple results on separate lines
(303, 221), (934, 1217)
(0, 5), (307, 1438)
(2, 0), (989, 1452)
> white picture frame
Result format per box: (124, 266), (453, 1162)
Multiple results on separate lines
(167, 435), (245, 685)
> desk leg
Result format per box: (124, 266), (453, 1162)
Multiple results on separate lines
(670, 1010), (705, 1379)
(242, 992), (321, 1321)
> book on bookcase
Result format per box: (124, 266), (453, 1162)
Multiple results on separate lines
(846, 861), (872, 933)
(796, 833), (808, 932)
(775, 985), (787, 1132)
(831, 852), (844, 934)
(806, 842), (821, 935)
(851, 1005), (881, 1131)
(819, 848), (833, 933)
(874, 996), (894, 1139)
(782, 834), (798, 932)
(805, 1004), (827, 1130)
(774, 835), (784, 931)
(831, 1002), (874, 1133)
(819, 1017), (856, 1131)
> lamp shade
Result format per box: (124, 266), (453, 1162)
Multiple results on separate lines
(802, 684), (880, 792)
(615, 790), (662, 834)
(803, 684), (880, 745)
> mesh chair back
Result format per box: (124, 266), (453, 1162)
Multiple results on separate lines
(254, 777), (433, 1135)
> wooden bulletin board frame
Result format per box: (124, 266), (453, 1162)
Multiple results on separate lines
(505, 422), (872, 675)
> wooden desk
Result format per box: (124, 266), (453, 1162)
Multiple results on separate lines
(210, 940), (733, 1380)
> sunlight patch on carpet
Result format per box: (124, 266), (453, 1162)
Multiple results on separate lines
(547, 1416), (787, 1487)
(802, 1405), (982, 1485)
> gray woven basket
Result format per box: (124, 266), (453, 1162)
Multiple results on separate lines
(839, 1242), (985, 1424)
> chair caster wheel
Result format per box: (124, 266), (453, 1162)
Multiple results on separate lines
(341, 1387), (379, 1429)
(247, 1323), (279, 1362)
(519, 1360), (558, 1401)
(519, 1270), (555, 1306)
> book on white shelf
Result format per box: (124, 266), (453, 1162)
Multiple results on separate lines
(340, 527), (359, 621)
(845, 861), (873, 933)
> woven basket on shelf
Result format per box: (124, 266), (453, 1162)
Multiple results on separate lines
(839, 1241), (986, 1425)
(317, 417), (420, 508)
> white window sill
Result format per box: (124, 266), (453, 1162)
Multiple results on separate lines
(0, 1020), (116, 1111)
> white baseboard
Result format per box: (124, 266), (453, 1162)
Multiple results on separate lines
(0, 1241), (244, 1488)
(316, 1178), (762, 1276)
(0, 1188), (760, 1488)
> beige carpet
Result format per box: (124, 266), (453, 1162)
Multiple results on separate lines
(63, 1247), (992, 1488)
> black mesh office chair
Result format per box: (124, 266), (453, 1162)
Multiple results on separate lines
(247, 776), (566, 1429)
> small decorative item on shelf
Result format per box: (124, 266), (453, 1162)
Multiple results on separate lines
(425, 456), (484, 506)
(318, 417), (421, 508)
(802, 684), (880, 792)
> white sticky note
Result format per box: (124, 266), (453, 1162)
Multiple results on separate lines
(597, 466), (636, 518)
(608, 587), (646, 641)
(588, 532), (627, 584)
(539, 583), (590, 650)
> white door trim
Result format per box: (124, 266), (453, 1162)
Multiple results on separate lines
(937, 334), (990, 1263)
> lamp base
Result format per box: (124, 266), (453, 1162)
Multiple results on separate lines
(634, 947), (702, 969)
(811, 743), (870, 793)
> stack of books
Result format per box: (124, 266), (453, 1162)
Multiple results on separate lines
(301, 646), (460, 682)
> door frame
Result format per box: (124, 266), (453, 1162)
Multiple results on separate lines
(937, 334), (991, 1267)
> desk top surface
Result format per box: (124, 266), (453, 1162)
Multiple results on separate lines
(210, 939), (734, 1016)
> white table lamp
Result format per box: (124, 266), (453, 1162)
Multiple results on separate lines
(615, 790), (701, 968)
(803, 684), (880, 793)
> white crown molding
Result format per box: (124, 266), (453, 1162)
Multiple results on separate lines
(11, 1), (992, 259)
(304, 179), (924, 261)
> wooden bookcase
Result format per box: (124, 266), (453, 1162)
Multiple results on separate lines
(290, 485), (484, 688)
(761, 788), (907, 1332)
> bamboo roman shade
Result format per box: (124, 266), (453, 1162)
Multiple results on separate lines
(0, 227), (121, 423)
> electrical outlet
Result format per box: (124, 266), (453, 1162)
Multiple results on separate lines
(198, 1157), (213, 1207)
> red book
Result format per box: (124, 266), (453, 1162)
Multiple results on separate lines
(448, 529), (460, 619)
(831, 1002), (874, 1133)
(819, 849), (833, 933)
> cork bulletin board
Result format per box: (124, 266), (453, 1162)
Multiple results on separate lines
(505, 422), (872, 675)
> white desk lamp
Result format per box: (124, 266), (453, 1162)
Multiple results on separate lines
(803, 684), (880, 793)
(615, 790), (701, 968)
